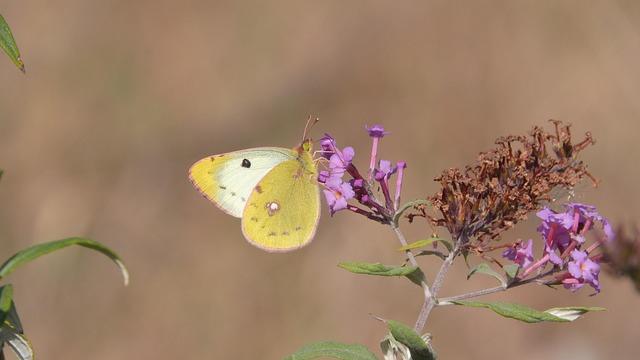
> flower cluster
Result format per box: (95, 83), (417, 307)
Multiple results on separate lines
(425, 121), (595, 242)
(502, 203), (613, 293)
(317, 125), (406, 223)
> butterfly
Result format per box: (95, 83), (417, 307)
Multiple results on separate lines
(188, 122), (320, 252)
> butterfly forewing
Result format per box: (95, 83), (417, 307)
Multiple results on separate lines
(189, 148), (295, 217)
(241, 156), (320, 252)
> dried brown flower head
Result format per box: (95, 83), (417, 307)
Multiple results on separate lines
(422, 120), (595, 242)
(604, 224), (640, 292)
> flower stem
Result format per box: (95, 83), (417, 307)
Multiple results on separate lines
(521, 254), (549, 278)
(390, 224), (433, 313)
(414, 238), (462, 332)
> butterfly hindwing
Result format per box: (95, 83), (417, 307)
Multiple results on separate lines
(241, 155), (320, 252)
(188, 148), (295, 217)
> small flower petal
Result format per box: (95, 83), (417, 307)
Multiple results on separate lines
(366, 124), (389, 138)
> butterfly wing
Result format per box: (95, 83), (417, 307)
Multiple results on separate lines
(241, 155), (320, 252)
(188, 147), (295, 218)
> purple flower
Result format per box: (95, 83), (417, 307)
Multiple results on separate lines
(317, 170), (330, 184)
(537, 207), (573, 249)
(538, 204), (614, 244)
(565, 203), (615, 241)
(319, 134), (338, 159)
(393, 161), (407, 210)
(322, 178), (355, 215)
(366, 124), (389, 138)
(544, 243), (564, 266)
(502, 239), (534, 268)
(564, 249), (601, 293)
(374, 160), (397, 181)
(317, 124), (407, 223)
(328, 146), (355, 179)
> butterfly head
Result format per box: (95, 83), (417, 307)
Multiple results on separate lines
(295, 116), (319, 155)
(301, 138), (313, 152)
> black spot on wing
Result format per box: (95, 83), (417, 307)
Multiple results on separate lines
(241, 159), (251, 168)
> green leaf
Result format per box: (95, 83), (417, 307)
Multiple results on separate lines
(0, 14), (25, 72)
(387, 320), (428, 352)
(283, 341), (378, 360)
(405, 267), (426, 287)
(0, 285), (13, 325)
(338, 262), (418, 277)
(0, 237), (129, 286)
(467, 263), (506, 287)
(450, 301), (605, 323)
(451, 301), (563, 323)
(397, 238), (453, 253)
(5, 303), (22, 334)
(386, 320), (436, 360)
(415, 250), (446, 261)
(503, 264), (520, 283)
(0, 325), (32, 360)
(544, 307), (606, 321)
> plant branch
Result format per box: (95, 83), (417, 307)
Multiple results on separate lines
(390, 224), (433, 310)
(414, 237), (463, 332)
(438, 267), (560, 304)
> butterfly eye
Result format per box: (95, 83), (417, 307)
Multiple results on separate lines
(241, 159), (251, 168)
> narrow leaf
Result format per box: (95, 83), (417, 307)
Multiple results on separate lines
(0, 285), (13, 325)
(284, 341), (378, 360)
(5, 303), (22, 334)
(405, 268), (426, 287)
(0, 14), (24, 72)
(386, 320), (435, 360)
(467, 263), (506, 287)
(338, 262), (418, 277)
(0, 326), (32, 360)
(544, 307), (606, 321)
(0, 237), (129, 285)
(450, 301), (605, 323)
(415, 250), (446, 261)
(397, 238), (452, 252)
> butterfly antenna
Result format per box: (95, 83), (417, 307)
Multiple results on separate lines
(302, 116), (320, 142)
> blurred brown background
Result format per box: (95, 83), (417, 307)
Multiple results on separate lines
(1, 1), (639, 359)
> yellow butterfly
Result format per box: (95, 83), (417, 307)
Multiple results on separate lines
(188, 124), (320, 252)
